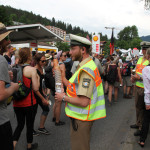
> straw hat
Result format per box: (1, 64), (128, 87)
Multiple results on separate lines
(0, 22), (13, 41)
(45, 53), (52, 60)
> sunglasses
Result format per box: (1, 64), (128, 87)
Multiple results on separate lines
(40, 60), (46, 63)
(62, 55), (66, 57)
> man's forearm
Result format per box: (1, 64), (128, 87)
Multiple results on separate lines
(65, 95), (90, 107)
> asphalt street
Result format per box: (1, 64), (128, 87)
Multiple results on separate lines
(7, 87), (150, 150)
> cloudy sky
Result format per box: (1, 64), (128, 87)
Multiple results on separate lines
(1, 0), (150, 38)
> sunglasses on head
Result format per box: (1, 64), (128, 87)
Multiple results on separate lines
(40, 60), (46, 63)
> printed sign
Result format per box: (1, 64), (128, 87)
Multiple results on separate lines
(92, 33), (100, 54)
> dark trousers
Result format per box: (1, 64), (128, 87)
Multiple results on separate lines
(13, 104), (37, 143)
(140, 109), (150, 142)
(0, 121), (13, 150)
(135, 87), (145, 129)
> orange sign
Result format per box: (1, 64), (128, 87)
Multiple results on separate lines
(93, 36), (98, 41)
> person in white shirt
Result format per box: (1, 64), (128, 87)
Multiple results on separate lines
(139, 48), (150, 147)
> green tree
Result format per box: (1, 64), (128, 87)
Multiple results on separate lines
(130, 37), (142, 49)
(56, 42), (70, 52)
(0, 5), (12, 25)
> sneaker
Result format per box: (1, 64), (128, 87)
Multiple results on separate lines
(33, 130), (39, 136)
(55, 121), (65, 126)
(130, 124), (139, 129)
(125, 95), (132, 99)
(123, 94), (126, 98)
(38, 127), (50, 135)
(27, 143), (38, 150)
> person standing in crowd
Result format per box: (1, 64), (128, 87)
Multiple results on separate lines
(122, 56), (133, 99)
(33, 53), (50, 135)
(107, 57), (122, 105)
(138, 48), (150, 147)
(55, 34), (106, 150)
(0, 22), (19, 150)
(13, 48), (48, 150)
(52, 50), (66, 126)
(64, 51), (73, 80)
(131, 41), (150, 136)
(4, 44), (14, 65)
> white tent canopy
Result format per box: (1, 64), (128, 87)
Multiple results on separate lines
(6, 24), (64, 44)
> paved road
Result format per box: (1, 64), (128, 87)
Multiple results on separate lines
(7, 87), (150, 150)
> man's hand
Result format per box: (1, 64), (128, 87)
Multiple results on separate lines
(10, 82), (19, 92)
(146, 105), (150, 110)
(55, 92), (66, 102)
(131, 74), (140, 83)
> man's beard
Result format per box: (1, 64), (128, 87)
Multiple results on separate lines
(72, 50), (82, 61)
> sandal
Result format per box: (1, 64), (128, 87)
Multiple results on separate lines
(138, 141), (145, 148)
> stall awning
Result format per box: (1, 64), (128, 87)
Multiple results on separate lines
(6, 24), (64, 44)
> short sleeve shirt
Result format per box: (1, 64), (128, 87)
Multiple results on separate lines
(0, 55), (11, 125)
(76, 57), (94, 99)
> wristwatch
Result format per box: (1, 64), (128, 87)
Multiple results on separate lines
(62, 95), (66, 102)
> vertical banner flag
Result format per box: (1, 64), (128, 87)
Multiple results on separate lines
(110, 30), (114, 55)
(92, 33), (100, 54)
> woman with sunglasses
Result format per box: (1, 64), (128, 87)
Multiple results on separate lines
(33, 53), (50, 135)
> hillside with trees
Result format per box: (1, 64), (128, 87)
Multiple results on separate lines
(0, 5), (90, 37)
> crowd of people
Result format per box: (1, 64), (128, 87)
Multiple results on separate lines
(1, 21), (150, 150)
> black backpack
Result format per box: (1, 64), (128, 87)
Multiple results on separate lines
(44, 65), (55, 94)
(12, 64), (32, 101)
(64, 60), (73, 80)
(106, 65), (117, 84)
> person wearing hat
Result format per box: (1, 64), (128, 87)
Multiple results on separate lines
(131, 41), (150, 136)
(0, 22), (19, 150)
(122, 56), (133, 99)
(55, 34), (106, 150)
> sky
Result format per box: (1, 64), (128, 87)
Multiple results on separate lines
(1, 0), (150, 38)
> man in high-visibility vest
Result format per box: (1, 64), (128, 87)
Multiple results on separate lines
(131, 41), (150, 136)
(55, 34), (106, 150)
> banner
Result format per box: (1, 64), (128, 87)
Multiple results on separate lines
(92, 33), (100, 54)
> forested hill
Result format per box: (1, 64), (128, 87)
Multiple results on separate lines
(0, 5), (90, 37)
(140, 35), (150, 42)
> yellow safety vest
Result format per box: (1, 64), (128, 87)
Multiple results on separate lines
(65, 59), (106, 121)
(136, 57), (149, 88)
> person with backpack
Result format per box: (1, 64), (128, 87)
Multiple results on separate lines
(13, 48), (49, 150)
(122, 56), (133, 99)
(107, 57), (122, 105)
(33, 53), (50, 135)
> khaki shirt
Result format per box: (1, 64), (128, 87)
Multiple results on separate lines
(76, 57), (94, 98)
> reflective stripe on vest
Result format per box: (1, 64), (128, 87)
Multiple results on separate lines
(136, 57), (149, 88)
(65, 59), (106, 121)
